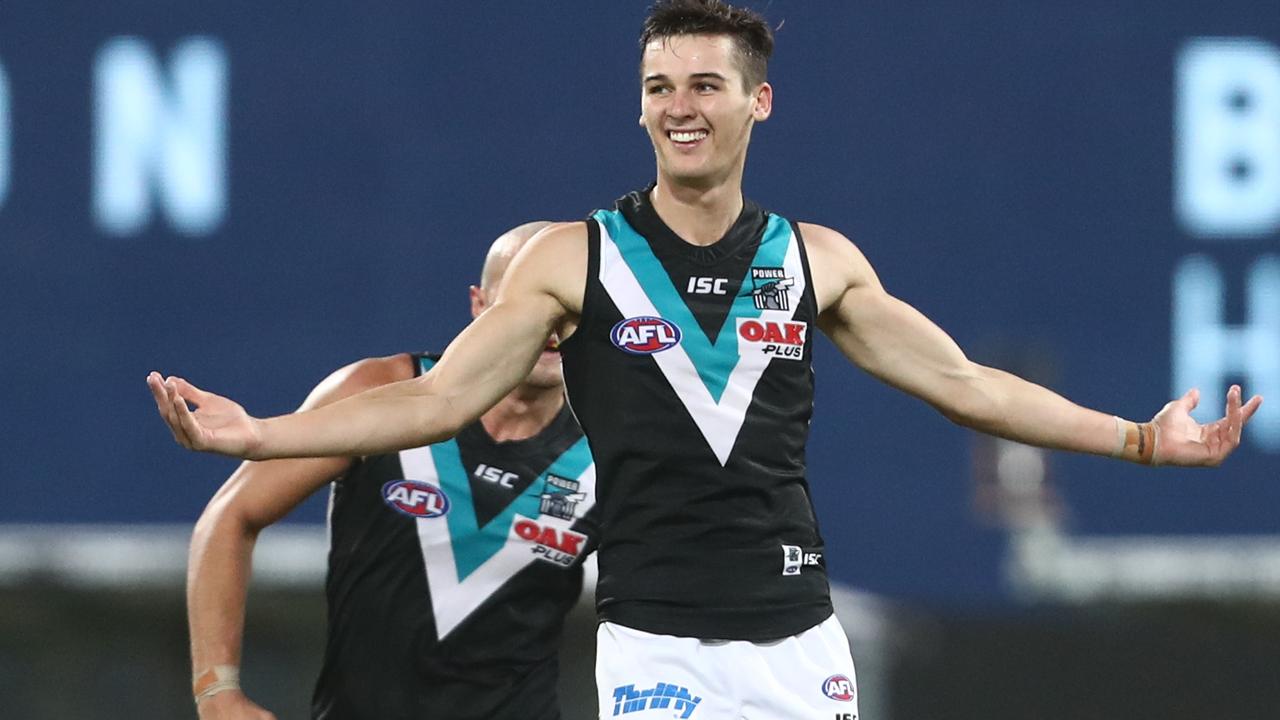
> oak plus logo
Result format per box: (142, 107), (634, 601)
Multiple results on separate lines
(737, 318), (807, 361)
(512, 514), (587, 567)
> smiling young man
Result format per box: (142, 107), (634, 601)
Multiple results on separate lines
(150, 1), (1262, 717)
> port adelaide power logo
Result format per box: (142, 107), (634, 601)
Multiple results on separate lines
(539, 474), (586, 521)
(749, 266), (794, 310)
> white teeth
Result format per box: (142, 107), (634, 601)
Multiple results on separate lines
(669, 130), (708, 143)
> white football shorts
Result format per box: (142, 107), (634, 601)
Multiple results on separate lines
(595, 614), (860, 720)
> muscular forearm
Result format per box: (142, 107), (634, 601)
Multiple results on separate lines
(944, 365), (1151, 462)
(188, 507), (258, 674)
(251, 375), (463, 460)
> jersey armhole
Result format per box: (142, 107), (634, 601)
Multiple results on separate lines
(558, 218), (599, 352)
(789, 220), (819, 315)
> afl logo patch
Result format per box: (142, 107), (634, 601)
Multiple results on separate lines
(823, 674), (855, 702)
(381, 480), (450, 518)
(610, 316), (682, 355)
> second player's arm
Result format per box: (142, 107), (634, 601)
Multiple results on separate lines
(804, 223), (1256, 465)
(188, 355), (411, 718)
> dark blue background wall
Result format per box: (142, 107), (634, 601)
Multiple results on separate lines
(2, 1), (1277, 605)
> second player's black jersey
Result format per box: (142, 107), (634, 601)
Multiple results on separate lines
(560, 189), (832, 641)
(312, 353), (597, 720)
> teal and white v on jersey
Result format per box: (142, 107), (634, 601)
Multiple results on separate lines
(313, 353), (596, 720)
(560, 189), (833, 642)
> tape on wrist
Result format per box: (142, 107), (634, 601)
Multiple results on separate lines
(1111, 416), (1127, 459)
(1112, 416), (1157, 465)
(193, 665), (240, 705)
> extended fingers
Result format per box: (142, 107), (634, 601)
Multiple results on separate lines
(170, 377), (210, 405)
(171, 385), (204, 450)
(148, 372), (188, 445)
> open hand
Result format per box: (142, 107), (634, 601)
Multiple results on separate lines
(1151, 385), (1263, 467)
(147, 372), (262, 458)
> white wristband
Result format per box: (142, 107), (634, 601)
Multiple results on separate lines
(193, 665), (240, 705)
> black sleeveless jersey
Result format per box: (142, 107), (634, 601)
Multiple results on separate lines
(559, 189), (832, 641)
(312, 353), (597, 720)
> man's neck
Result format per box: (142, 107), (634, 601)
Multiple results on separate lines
(650, 177), (744, 247)
(478, 384), (565, 442)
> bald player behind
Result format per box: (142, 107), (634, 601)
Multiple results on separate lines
(186, 221), (597, 720)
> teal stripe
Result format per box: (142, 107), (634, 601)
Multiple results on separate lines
(595, 210), (792, 402)
(432, 434), (593, 581)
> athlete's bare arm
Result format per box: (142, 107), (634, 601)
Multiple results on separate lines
(802, 222), (1262, 466)
(148, 224), (588, 460)
(188, 354), (412, 719)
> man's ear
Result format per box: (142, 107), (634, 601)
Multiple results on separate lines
(469, 285), (487, 319)
(753, 82), (773, 121)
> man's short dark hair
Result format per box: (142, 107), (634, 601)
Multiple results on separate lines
(640, 0), (774, 90)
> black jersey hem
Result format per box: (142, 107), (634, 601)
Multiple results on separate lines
(599, 600), (834, 643)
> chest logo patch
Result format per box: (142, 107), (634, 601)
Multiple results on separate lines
(737, 318), (807, 361)
(611, 316), (682, 355)
(749, 267), (794, 311)
(381, 479), (450, 518)
(513, 514), (588, 567)
(540, 474), (586, 521)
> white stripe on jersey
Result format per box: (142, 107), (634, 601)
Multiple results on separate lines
(597, 220), (808, 466)
(399, 445), (597, 639)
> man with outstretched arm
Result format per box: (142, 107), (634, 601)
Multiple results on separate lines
(152, 2), (1262, 717)
(186, 221), (597, 720)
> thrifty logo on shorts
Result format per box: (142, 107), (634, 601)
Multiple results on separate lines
(612, 682), (702, 719)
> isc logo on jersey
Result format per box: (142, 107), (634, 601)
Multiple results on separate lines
(736, 318), (807, 360)
(611, 316), (682, 355)
(823, 674), (855, 703)
(381, 480), (450, 518)
(512, 514), (587, 567)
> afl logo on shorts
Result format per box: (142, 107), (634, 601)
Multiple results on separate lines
(610, 316), (682, 355)
(381, 480), (450, 518)
(823, 674), (855, 702)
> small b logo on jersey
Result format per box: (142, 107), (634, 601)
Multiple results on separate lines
(382, 480), (450, 518)
(611, 316), (682, 355)
(750, 267), (794, 310)
(782, 544), (822, 576)
(823, 674), (855, 702)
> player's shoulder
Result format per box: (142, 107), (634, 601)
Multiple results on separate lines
(301, 353), (416, 411)
(795, 222), (866, 263)
(503, 221), (590, 299)
(521, 221), (589, 258)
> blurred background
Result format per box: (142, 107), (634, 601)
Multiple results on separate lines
(2, 1), (1279, 717)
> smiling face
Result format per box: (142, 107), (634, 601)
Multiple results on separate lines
(640, 34), (772, 190)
